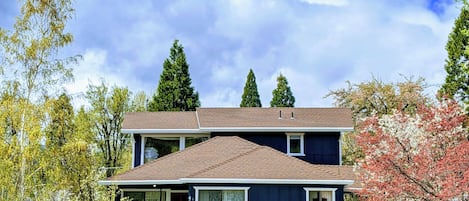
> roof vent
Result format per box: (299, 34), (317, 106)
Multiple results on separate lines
(279, 110), (282, 119)
(291, 112), (295, 120)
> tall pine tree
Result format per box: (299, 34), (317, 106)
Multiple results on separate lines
(270, 73), (295, 107)
(240, 69), (262, 107)
(149, 40), (200, 111)
(439, 6), (469, 108)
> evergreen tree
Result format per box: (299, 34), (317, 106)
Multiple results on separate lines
(439, 6), (469, 109)
(240, 69), (262, 107)
(270, 73), (295, 107)
(148, 40), (200, 111)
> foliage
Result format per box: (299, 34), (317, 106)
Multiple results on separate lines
(439, 5), (469, 110)
(131, 91), (148, 112)
(270, 73), (295, 107)
(240, 69), (262, 107)
(0, 0), (78, 199)
(86, 81), (132, 178)
(326, 77), (430, 165)
(356, 100), (469, 200)
(148, 40), (200, 111)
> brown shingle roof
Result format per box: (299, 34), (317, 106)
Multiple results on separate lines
(122, 112), (198, 130)
(196, 107), (353, 128)
(121, 108), (353, 132)
(104, 136), (355, 185)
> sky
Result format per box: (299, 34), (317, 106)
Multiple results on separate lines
(0, 0), (463, 107)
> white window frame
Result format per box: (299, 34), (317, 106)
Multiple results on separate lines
(194, 186), (250, 201)
(121, 188), (171, 201)
(286, 133), (305, 156)
(304, 187), (337, 201)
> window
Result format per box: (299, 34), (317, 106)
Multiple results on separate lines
(144, 137), (180, 162)
(123, 191), (167, 201)
(195, 187), (249, 201)
(304, 188), (336, 201)
(287, 133), (304, 156)
(143, 136), (208, 163)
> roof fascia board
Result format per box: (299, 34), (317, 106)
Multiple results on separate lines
(121, 129), (207, 134)
(199, 127), (354, 132)
(122, 127), (353, 134)
(181, 178), (354, 185)
(99, 179), (354, 186)
(98, 180), (182, 185)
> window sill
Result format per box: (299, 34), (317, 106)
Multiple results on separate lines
(287, 153), (305, 156)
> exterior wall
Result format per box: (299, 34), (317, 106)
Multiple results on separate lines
(300, 132), (340, 165)
(188, 184), (345, 201)
(211, 132), (340, 165)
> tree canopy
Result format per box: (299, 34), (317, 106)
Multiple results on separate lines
(356, 100), (469, 200)
(439, 5), (469, 109)
(148, 40), (200, 111)
(240, 69), (262, 107)
(327, 77), (430, 165)
(270, 73), (295, 107)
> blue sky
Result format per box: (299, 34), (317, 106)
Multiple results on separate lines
(0, 0), (462, 107)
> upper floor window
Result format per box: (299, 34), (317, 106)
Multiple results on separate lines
(287, 133), (304, 156)
(143, 136), (208, 163)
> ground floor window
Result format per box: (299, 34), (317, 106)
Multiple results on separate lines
(195, 187), (249, 201)
(304, 188), (337, 201)
(123, 191), (167, 201)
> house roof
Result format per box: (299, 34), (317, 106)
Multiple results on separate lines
(122, 111), (199, 130)
(102, 136), (355, 186)
(121, 107), (353, 133)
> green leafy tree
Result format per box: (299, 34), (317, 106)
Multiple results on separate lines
(240, 69), (262, 107)
(131, 91), (148, 112)
(44, 96), (99, 201)
(439, 5), (469, 109)
(270, 73), (295, 107)
(86, 81), (132, 178)
(327, 77), (430, 165)
(0, 0), (77, 199)
(149, 40), (200, 111)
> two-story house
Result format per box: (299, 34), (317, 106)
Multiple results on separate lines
(100, 107), (359, 201)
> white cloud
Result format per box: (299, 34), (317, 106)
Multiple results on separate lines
(299, 0), (348, 6)
(56, 0), (461, 108)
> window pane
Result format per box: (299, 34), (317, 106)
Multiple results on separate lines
(223, 190), (244, 201)
(199, 190), (245, 201)
(185, 137), (208, 148)
(146, 191), (166, 201)
(200, 190), (222, 201)
(144, 137), (179, 162)
(290, 136), (301, 153)
(125, 192), (144, 201)
(321, 191), (332, 201)
(309, 191), (319, 201)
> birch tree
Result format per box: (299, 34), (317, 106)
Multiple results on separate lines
(0, 0), (77, 199)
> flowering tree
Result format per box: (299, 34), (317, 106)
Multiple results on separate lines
(356, 100), (469, 200)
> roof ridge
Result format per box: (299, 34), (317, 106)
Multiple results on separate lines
(187, 145), (262, 178)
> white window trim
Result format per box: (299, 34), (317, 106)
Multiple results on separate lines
(286, 133), (305, 156)
(304, 187), (337, 201)
(194, 186), (250, 201)
(121, 188), (171, 201)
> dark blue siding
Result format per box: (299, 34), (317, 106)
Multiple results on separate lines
(299, 132), (340, 165)
(188, 184), (345, 201)
(133, 134), (142, 167)
(211, 132), (340, 165)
